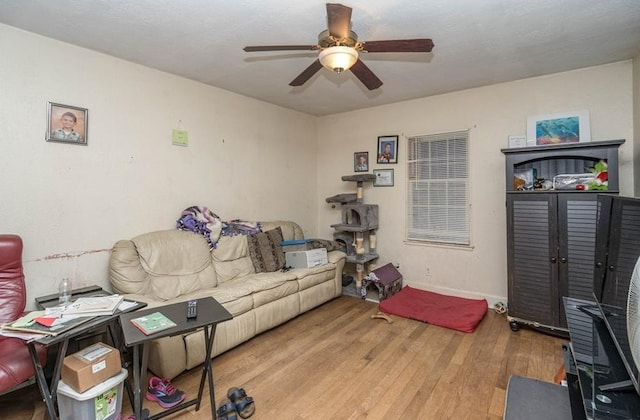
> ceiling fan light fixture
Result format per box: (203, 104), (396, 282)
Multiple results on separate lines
(319, 46), (358, 74)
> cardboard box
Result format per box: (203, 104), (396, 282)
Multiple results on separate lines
(285, 248), (328, 268)
(61, 342), (122, 393)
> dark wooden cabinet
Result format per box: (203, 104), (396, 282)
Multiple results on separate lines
(594, 195), (640, 306)
(502, 140), (624, 333)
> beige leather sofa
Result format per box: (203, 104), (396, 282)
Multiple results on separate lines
(109, 221), (346, 379)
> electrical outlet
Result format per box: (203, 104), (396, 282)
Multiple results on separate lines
(426, 267), (431, 276)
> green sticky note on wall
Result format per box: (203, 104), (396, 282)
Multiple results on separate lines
(172, 129), (188, 146)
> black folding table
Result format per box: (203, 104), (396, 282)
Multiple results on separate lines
(119, 297), (232, 420)
(27, 297), (146, 420)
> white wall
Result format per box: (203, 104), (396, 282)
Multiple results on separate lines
(0, 24), (318, 308)
(317, 61), (634, 304)
(1, 23), (635, 310)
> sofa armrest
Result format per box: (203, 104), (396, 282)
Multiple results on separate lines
(109, 240), (149, 295)
(328, 250), (347, 264)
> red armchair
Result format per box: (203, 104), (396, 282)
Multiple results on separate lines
(0, 234), (47, 395)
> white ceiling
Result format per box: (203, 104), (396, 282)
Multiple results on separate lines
(1, 0), (639, 116)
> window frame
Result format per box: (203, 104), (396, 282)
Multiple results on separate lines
(406, 130), (471, 246)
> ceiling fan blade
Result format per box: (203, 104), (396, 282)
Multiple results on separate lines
(361, 39), (435, 53)
(326, 3), (352, 39)
(244, 45), (319, 52)
(350, 59), (383, 90)
(289, 59), (324, 87)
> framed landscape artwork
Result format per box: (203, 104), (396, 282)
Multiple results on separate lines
(527, 110), (590, 146)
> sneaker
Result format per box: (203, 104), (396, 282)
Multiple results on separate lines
(145, 376), (186, 409)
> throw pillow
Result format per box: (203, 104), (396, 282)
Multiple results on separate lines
(247, 227), (286, 273)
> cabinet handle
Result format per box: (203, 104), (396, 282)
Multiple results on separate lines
(551, 257), (557, 263)
(609, 265), (615, 271)
(560, 257), (567, 263)
(596, 262), (603, 268)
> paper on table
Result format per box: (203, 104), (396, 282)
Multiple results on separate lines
(0, 328), (47, 341)
(34, 315), (58, 327)
(4, 314), (95, 336)
(62, 294), (124, 316)
(11, 311), (45, 327)
(118, 300), (138, 311)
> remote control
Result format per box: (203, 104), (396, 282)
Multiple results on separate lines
(187, 300), (197, 319)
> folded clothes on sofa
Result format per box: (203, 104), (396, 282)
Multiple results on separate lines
(177, 206), (223, 249)
(177, 206), (262, 249)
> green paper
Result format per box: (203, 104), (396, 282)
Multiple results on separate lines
(172, 129), (188, 146)
(11, 311), (44, 327)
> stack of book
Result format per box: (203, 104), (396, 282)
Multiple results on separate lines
(0, 295), (127, 339)
(62, 294), (125, 317)
(130, 312), (177, 335)
(1, 311), (95, 337)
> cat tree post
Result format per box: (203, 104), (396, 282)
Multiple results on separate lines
(326, 173), (379, 297)
(356, 180), (364, 204)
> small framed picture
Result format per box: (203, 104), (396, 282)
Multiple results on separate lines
(377, 135), (398, 164)
(373, 169), (394, 187)
(354, 151), (369, 172)
(46, 102), (88, 145)
(526, 110), (590, 146)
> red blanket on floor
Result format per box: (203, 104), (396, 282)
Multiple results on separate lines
(379, 286), (488, 333)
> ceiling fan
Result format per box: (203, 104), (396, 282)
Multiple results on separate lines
(243, 3), (434, 90)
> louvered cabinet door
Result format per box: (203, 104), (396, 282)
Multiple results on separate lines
(601, 196), (640, 308)
(556, 194), (601, 328)
(507, 194), (558, 328)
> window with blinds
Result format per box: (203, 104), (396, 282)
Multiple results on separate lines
(407, 130), (470, 245)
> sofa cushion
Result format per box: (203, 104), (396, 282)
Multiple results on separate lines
(247, 227), (285, 273)
(211, 235), (248, 262)
(294, 263), (336, 291)
(130, 230), (218, 300)
(237, 272), (299, 307)
(133, 230), (212, 276)
(211, 235), (256, 283)
(219, 271), (296, 294)
(213, 257), (256, 284)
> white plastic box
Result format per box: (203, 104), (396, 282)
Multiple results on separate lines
(285, 248), (328, 268)
(57, 368), (127, 420)
(281, 239), (315, 252)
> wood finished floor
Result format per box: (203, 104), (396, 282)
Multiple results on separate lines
(1, 295), (566, 419)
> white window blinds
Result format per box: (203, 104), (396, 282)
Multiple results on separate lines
(407, 130), (470, 245)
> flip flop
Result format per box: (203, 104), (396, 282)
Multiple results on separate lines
(227, 387), (256, 418)
(216, 399), (238, 420)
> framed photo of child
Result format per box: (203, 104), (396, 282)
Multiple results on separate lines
(46, 102), (88, 145)
(354, 151), (369, 172)
(377, 135), (398, 164)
